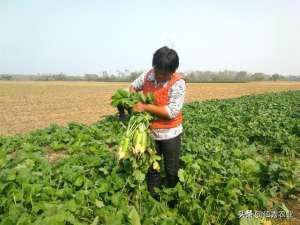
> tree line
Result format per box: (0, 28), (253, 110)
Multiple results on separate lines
(1, 70), (299, 82)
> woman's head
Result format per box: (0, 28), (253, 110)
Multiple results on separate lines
(152, 46), (179, 81)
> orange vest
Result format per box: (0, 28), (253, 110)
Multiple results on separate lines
(143, 69), (184, 129)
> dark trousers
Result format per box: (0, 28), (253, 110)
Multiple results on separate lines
(117, 105), (132, 115)
(147, 134), (181, 200)
(117, 105), (132, 121)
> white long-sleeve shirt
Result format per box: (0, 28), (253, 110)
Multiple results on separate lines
(131, 70), (186, 140)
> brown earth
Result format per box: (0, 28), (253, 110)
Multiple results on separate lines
(0, 81), (300, 136)
(269, 194), (300, 225)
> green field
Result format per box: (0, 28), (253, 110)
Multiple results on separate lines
(0, 91), (299, 225)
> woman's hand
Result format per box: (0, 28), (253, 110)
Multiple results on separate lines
(133, 102), (145, 112)
(129, 85), (137, 93)
(133, 103), (170, 119)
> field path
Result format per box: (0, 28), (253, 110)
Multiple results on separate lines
(1, 81), (300, 136)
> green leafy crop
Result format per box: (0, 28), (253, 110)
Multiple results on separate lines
(111, 89), (154, 108)
(0, 91), (299, 225)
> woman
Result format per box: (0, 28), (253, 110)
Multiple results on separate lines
(121, 46), (186, 200)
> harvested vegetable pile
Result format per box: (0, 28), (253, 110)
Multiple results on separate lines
(0, 91), (299, 225)
(111, 90), (161, 171)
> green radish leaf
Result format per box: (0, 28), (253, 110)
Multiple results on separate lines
(178, 169), (186, 182)
(91, 216), (99, 225)
(95, 199), (104, 208)
(239, 217), (261, 225)
(128, 206), (141, 225)
(133, 170), (145, 182)
(74, 176), (84, 187)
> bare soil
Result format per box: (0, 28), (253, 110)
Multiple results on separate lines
(1, 81), (299, 136)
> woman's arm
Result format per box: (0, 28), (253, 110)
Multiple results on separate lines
(133, 102), (170, 119)
(130, 71), (147, 93)
(164, 79), (185, 118)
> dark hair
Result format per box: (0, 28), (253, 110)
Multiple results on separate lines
(152, 46), (179, 74)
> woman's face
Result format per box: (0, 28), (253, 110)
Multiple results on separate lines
(154, 68), (172, 82)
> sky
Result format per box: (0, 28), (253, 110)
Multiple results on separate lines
(0, 0), (299, 75)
